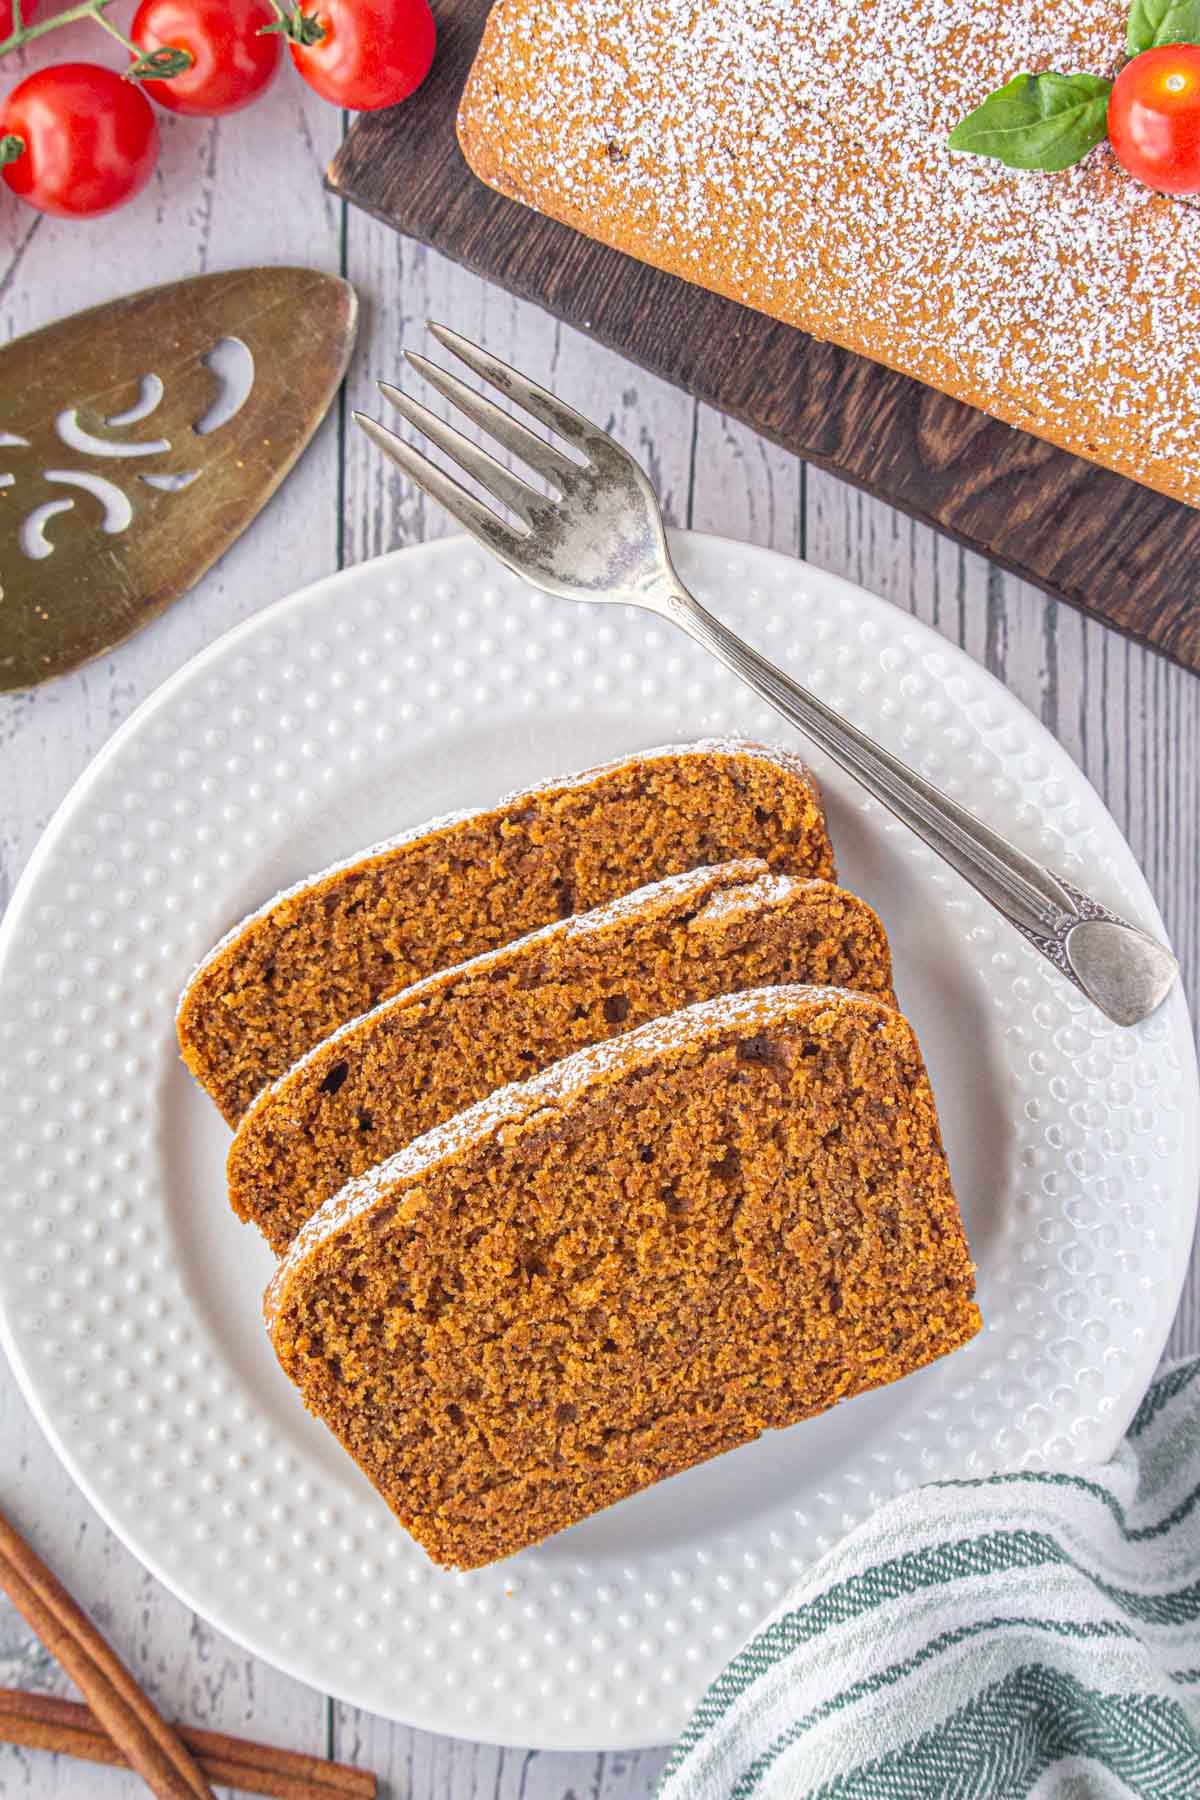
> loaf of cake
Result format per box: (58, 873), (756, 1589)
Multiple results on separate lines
(178, 739), (832, 1125)
(266, 984), (980, 1569)
(458, 0), (1200, 508)
(230, 859), (894, 1251)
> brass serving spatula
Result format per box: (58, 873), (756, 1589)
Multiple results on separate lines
(0, 266), (357, 691)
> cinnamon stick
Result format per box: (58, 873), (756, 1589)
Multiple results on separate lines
(0, 1689), (376, 1799)
(0, 1504), (214, 1799)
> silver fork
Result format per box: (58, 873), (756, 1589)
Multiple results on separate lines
(356, 324), (1178, 1028)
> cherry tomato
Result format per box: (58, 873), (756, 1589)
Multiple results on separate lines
(1108, 43), (1200, 194)
(0, 63), (158, 218)
(288, 0), (434, 111)
(132, 0), (282, 116)
(0, 0), (38, 42)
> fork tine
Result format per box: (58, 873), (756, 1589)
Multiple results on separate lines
(405, 352), (581, 490)
(354, 413), (528, 561)
(427, 323), (607, 456)
(378, 381), (545, 523)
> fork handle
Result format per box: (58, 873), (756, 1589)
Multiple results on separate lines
(661, 580), (1178, 1027)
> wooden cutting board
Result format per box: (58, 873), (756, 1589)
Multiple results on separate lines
(327, 0), (1200, 676)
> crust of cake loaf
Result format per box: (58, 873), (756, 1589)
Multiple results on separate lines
(266, 984), (980, 1570)
(229, 860), (895, 1251)
(457, 0), (1200, 509)
(177, 738), (832, 1125)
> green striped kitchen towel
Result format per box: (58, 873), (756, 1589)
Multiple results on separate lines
(659, 1359), (1200, 1800)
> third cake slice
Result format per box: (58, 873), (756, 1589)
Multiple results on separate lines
(229, 859), (894, 1251)
(266, 984), (979, 1569)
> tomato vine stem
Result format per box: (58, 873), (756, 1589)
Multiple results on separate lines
(0, 0), (193, 76)
(259, 0), (325, 47)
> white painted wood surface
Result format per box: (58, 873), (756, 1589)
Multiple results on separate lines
(1, 45), (1197, 1799)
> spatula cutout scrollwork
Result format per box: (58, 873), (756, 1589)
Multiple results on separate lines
(0, 267), (357, 690)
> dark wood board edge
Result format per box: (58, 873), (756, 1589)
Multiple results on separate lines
(327, 1), (1200, 677)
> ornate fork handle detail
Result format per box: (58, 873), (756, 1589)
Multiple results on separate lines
(664, 580), (1177, 1027)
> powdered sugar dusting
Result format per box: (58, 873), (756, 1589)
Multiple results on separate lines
(690, 869), (806, 924)
(177, 736), (817, 1017)
(460, 0), (1200, 502)
(265, 982), (893, 1326)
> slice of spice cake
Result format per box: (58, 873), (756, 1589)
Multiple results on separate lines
(231, 860), (895, 1252)
(266, 984), (980, 1570)
(178, 739), (833, 1125)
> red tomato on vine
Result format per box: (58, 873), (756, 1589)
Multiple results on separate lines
(286, 0), (434, 111)
(132, 0), (282, 116)
(0, 0), (436, 220)
(0, 62), (158, 217)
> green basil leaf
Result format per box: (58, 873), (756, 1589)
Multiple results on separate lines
(1127, 0), (1200, 58)
(947, 72), (1113, 172)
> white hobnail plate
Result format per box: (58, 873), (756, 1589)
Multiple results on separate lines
(0, 533), (1196, 1753)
